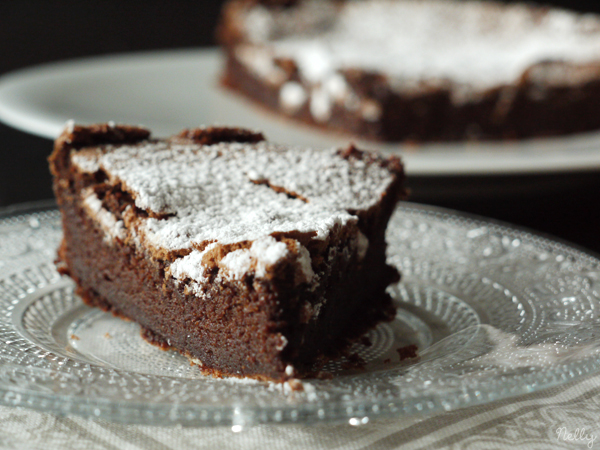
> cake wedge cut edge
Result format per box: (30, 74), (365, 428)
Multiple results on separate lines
(49, 123), (407, 381)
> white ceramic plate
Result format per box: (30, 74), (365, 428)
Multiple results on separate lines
(2, 48), (600, 175)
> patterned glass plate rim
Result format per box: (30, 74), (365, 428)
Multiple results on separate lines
(1, 200), (600, 428)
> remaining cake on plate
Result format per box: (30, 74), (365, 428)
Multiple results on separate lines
(48, 123), (406, 381)
(218, 0), (600, 141)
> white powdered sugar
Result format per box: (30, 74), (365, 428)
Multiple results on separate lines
(285, 365), (295, 377)
(219, 249), (254, 281)
(279, 81), (307, 113)
(242, 0), (600, 90)
(309, 86), (332, 122)
(169, 243), (218, 284)
(82, 190), (125, 242)
(219, 236), (290, 279)
(72, 136), (395, 288)
(72, 151), (101, 174)
(218, 237), (314, 283)
(248, 236), (289, 272)
(296, 244), (314, 282)
(234, 46), (286, 85)
(64, 119), (75, 134)
(276, 335), (288, 351)
(75, 140), (393, 252)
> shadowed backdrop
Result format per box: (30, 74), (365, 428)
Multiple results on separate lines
(1, 0), (599, 252)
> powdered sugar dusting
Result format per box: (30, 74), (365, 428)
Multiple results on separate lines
(252, 236), (288, 264)
(296, 244), (314, 282)
(71, 133), (398, 291)
(169, 243), (217, 284)
(64, 119), (75, 134)
(280, 81), (307, 113)
(241, 0), (600, 90)
(217, 234), (313, 283)
(285, 365), (295, 376)
(250, 236), (289, 277)
(80, 140), (393, 252)
(82, 190), (125, 242)
(234, 46), (286, 85)
(220, 249), (254, 281)
(72, 152), (101, 174)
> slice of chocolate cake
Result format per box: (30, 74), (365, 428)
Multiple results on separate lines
(48, 123), (406, 381)
(218, 0), (600, 141)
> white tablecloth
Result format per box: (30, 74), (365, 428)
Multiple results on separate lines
(1, 373), (598, 450)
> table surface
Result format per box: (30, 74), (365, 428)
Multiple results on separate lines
(2, 1), (600, 448)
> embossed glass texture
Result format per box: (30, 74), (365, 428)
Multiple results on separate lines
(0, 201), (599, 427)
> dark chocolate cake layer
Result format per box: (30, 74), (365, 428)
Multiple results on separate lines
(218, 0), (600, 142)
(49, 123), (406, 381)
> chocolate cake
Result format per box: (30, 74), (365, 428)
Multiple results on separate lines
(218, 0), (600, 141)
(48, 122), (406, 381)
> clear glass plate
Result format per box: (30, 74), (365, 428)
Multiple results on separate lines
(1, 200), (599, 428)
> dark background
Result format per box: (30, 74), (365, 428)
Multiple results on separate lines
(1, 0), (600, 252)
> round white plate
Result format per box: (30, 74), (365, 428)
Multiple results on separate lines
(1, 48), (600, 175)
